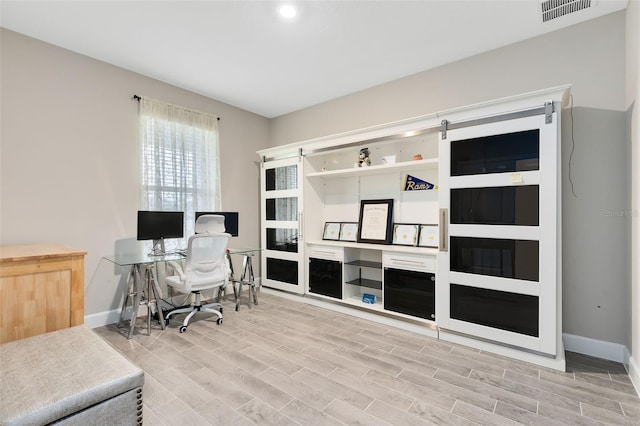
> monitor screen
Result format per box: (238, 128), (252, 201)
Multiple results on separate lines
(195, 211), (239, 236)
(137, 211), (184, 241)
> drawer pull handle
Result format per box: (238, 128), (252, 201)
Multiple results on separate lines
(390, 258), (423, 265)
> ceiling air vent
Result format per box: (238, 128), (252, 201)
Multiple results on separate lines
(541, 0), (592, 22)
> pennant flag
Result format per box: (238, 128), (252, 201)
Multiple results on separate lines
(403, 174), (438, 191)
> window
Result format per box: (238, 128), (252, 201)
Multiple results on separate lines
(139, 97), (220, 238)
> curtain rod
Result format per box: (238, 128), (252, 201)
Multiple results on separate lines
(132, 94), (220, 121)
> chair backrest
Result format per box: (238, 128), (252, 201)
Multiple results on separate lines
(195, 214), (226, 234)
(183, 232), (231, 292)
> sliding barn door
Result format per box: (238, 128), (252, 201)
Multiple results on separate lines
(437, 111), (560, 356)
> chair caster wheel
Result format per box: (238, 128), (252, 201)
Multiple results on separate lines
(217, 318), (223, 325)
(165, 318), (170, 326)
(179, 326), (188, 333)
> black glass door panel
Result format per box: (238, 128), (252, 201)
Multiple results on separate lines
(309, 258), (342, 299)
(266, 228), (298, 252)
(266, 198), (298, 221)
(266, 258), (298, 285)
(450, 284), (539, 337)
(450, 237), (538, 281)
(265, 165), (298, 191)
(384, 268), (435, 320)
(451, 129), (539, 176)
(451, 186), (538, 226)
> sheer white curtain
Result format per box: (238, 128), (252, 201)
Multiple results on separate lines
(139, 97), (221, 237)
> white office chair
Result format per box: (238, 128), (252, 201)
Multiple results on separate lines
(164, 231), (231, 333)
(194, 214), (237, 301)
(195, 214), (226, 234)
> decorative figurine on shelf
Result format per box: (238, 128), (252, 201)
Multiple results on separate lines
(354, 147), (371, 168)
(412, 154), (423, 161)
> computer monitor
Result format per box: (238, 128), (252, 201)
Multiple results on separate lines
(137, 210), (184, 255)
(195, 211), (239, 236)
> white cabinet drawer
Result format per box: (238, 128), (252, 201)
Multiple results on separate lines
(383, 252), (435, 273)
(307, 245), (344, 261)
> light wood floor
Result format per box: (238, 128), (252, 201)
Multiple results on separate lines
(94, 291), (640, 425)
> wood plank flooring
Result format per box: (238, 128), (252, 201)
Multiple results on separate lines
(93, 291), (640, 425)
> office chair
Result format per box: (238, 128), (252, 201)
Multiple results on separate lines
(194, 214), (237, 301)
(195, 214), (226, 234)
(164, 231), (231, 333)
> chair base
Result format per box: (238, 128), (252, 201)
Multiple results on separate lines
(164, 291), (223, 332)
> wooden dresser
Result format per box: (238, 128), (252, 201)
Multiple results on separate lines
(0, 244), (87, 343)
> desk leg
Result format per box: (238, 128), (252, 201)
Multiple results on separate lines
(235, 254), (257, 311)
(128, 265), (144, 339)
(245, 254), (258, 306)
(118, 266), (135, 329)
(234, 278), (243, 312)
(149, 265), (166, 331)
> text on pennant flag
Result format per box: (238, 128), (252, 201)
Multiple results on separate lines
(403, 174), (438, 191)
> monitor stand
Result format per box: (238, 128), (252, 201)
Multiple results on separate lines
(151, 239), (166, 256)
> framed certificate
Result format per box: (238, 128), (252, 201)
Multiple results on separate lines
(339, 222), (358, 242)
(322, 222), (341, 240)
(357, 199), (394, 244)
(392, 223), (419, 246)
(418, 224), (439, 248)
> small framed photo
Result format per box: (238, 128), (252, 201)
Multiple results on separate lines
(418, 224), (439, 248)
(323, 222), (341, 240)
(339, 222), (358, 242)
(357, 199), (394, 244)
(392, 223), (420, 246)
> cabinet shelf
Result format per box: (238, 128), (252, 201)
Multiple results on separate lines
(345, 260), (382, 269)
(344, 296), (384, 311)
(306, 158), (438, 179)
(345, 278), (382, 290)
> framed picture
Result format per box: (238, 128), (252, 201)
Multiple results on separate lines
(339, 222), (358, 242)
(392, 223), (420, 246)
(418, 224), (439, 248)
(323, 222), (341, 240)
(357, 199), (394, 244)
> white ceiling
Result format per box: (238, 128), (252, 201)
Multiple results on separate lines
(0, 0), (628, 118)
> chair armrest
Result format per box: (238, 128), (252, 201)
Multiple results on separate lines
(166, 261), (185, 281)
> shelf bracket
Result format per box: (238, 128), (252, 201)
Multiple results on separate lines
(440, 120), (448, 140)
(544, 101), (553, 124)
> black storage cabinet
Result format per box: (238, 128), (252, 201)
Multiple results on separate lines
(309, 258), (342, 299)
(384, 268), (435, 320)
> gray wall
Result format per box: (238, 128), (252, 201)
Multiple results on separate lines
(269, 12), (631, 349)
(561, 107), (630, 344)
(0, 29), (270, 318)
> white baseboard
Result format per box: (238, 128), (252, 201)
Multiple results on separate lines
(84, 309), (121, 329)
(562, 333), (630, 364)
(629, 355), (640, 397)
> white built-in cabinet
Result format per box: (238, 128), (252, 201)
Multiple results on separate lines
(258, 85), (569, 370)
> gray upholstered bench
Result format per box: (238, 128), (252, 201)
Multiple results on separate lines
(0, 325), (144, 425)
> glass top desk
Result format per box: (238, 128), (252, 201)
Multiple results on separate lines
(105, 247), (260, 338)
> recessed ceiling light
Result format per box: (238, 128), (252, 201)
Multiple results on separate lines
(279, 4), (297, 19)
